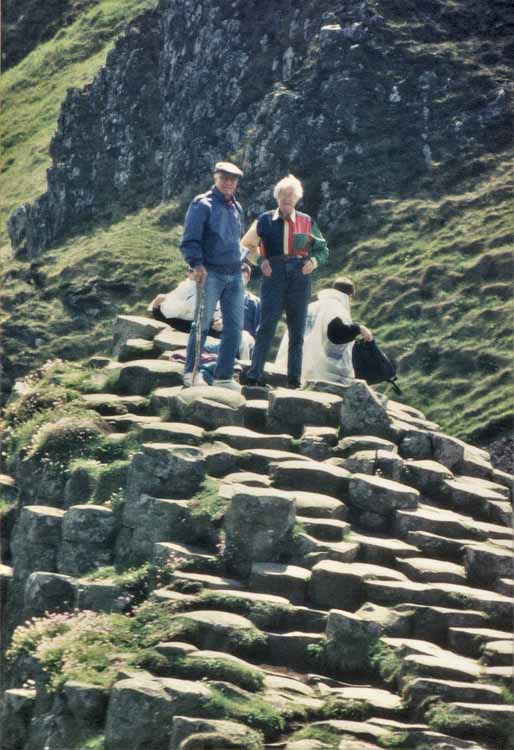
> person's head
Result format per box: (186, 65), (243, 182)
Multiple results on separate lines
(241, 262), (252, 286)
(213, 161), (243, 198)
(332, 277), (355, 298)
(273, 174), (303, 218)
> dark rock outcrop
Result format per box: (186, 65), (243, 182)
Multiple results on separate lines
(8, 0), (513, 257)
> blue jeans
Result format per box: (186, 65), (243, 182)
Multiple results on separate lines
(184, 270), (244, 380)
(248, 257), (311, 380)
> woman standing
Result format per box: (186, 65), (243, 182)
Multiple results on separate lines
(240, 175), (329, 388)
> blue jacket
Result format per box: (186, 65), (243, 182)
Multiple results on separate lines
(180, 186), (244, 274)
(244, 292), (261, 336)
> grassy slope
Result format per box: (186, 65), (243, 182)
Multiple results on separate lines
(331, 155), (514, 442)
(0, 0), (160, 247)
(1, 0), (512, 445)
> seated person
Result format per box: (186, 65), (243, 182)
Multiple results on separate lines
(278, 277), (372, 384)
(149, 267), (222, 337)
(239, 262), (261, 360)
(305, 277), (372, 384)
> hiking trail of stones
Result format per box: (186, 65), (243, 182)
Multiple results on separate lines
(1, 314), (513, 750)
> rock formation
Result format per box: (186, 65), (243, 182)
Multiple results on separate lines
(0, 314), (512, 750)
(8, 0), (512, 258)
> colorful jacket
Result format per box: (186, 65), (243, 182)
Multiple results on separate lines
(241, 208), (329, 269)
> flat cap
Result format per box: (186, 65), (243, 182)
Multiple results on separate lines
(214, 161), (244, 177)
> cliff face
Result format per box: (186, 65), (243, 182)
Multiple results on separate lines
(8, 0), (513, 258)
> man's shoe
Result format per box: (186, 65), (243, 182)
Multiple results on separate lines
(183, 371), (207, 387)
(239, 371), (258, 386)
(212, 378), (242, 392)
(287, 377), (302, 389)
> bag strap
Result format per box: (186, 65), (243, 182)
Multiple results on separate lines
(388, 377), (402, 396)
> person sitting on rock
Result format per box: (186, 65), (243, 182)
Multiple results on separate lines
(239, 262), (261, 361)
(149, 266), (222, 337)
(302, 277), (373, 384)
(240, 174), (329, 389)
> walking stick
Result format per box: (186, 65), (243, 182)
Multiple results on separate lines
(191, 279), (205, 384)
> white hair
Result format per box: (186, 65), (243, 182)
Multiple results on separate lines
(273, 174), (304, 202)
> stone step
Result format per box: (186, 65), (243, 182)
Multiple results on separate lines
(395, 556), (467, 584)
(222, 471), (272, 488)
(137, 421), (205, 445)
(118, 336), (159, 362)
(442, 476), (509, 521)
(405, 530), (469, 562)
(496, 577), (513, 597)
(343, 449), (405, 482)
(309, 560), (408, 612)
(403, 677), (504, 710)
(249, 563), (312, 605)
(298, 426), (339, 461)
(483, 665), (513, 687)
(152, 542), (223, 574)
(364, 579), (512, 627)
(270, 459), (350, 497)
(296, 515), (350, 542)
(381, 638), (483, 685)
(480, 639), (513, 667)
(202, 441), (242, 477)
(207, 425), (293, 452)
(112, 314), (166, 356)
(462, 540), (513, 587)
(82, 392), (149, 415)
(284, 490), (348, 521)
(105, 413), (161, 432)
(113, 359), (184, 395)
(240, 448), (311, 474)
(242, 399), (268, 432)
(401, 459), (454, 496)
(395, 503), (511, 542)
(321, 685), (405, 719)
(169, 570), (245, 594)
(267, 388), (343, 435)
(266, 631), (325, 670)
(350, 532), (420, 567)
(392, 604), (488, 645)
(151, 386), (246, 429)
(440, 703), (514, 742)
(447, 626), (513, 658)
(335, 435), (399, 458)
(294, 534), (361, 568)
(487, 499), (512, 527)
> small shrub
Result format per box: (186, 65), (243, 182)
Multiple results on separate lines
(425, 701), (491, 738)
(369, 640), (403, 684)
(206, 686), (285, 739)
(189, 478), (226, 521)
(320, 697), (372, 721)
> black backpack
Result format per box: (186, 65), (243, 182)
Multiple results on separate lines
(352, 339), (402, 395)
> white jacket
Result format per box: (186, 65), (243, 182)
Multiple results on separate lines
(275, 289), (355, 383)
(160, 280), (221, 322)
(160, 279), (197, 320)
(303, 288), (355, 383)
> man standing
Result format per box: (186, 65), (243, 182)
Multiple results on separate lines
(240, 174), (329, 388)
(180, 161), (245, 389)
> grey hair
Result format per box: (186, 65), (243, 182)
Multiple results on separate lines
(273, 174), (304, 202)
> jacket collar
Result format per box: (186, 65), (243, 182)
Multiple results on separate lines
(212, 185), (236, 206)
(272, 208), (297, 222)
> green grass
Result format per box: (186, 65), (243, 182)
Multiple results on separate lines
(0, 204), (186, 397)
(135, 650), (265, 692)
(289, 726), (341, 749)
(0, 0), (161, 247)
(189, 478), (228, 521)
(324, 157), (514, 443)
(0, 497), (16, 517)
